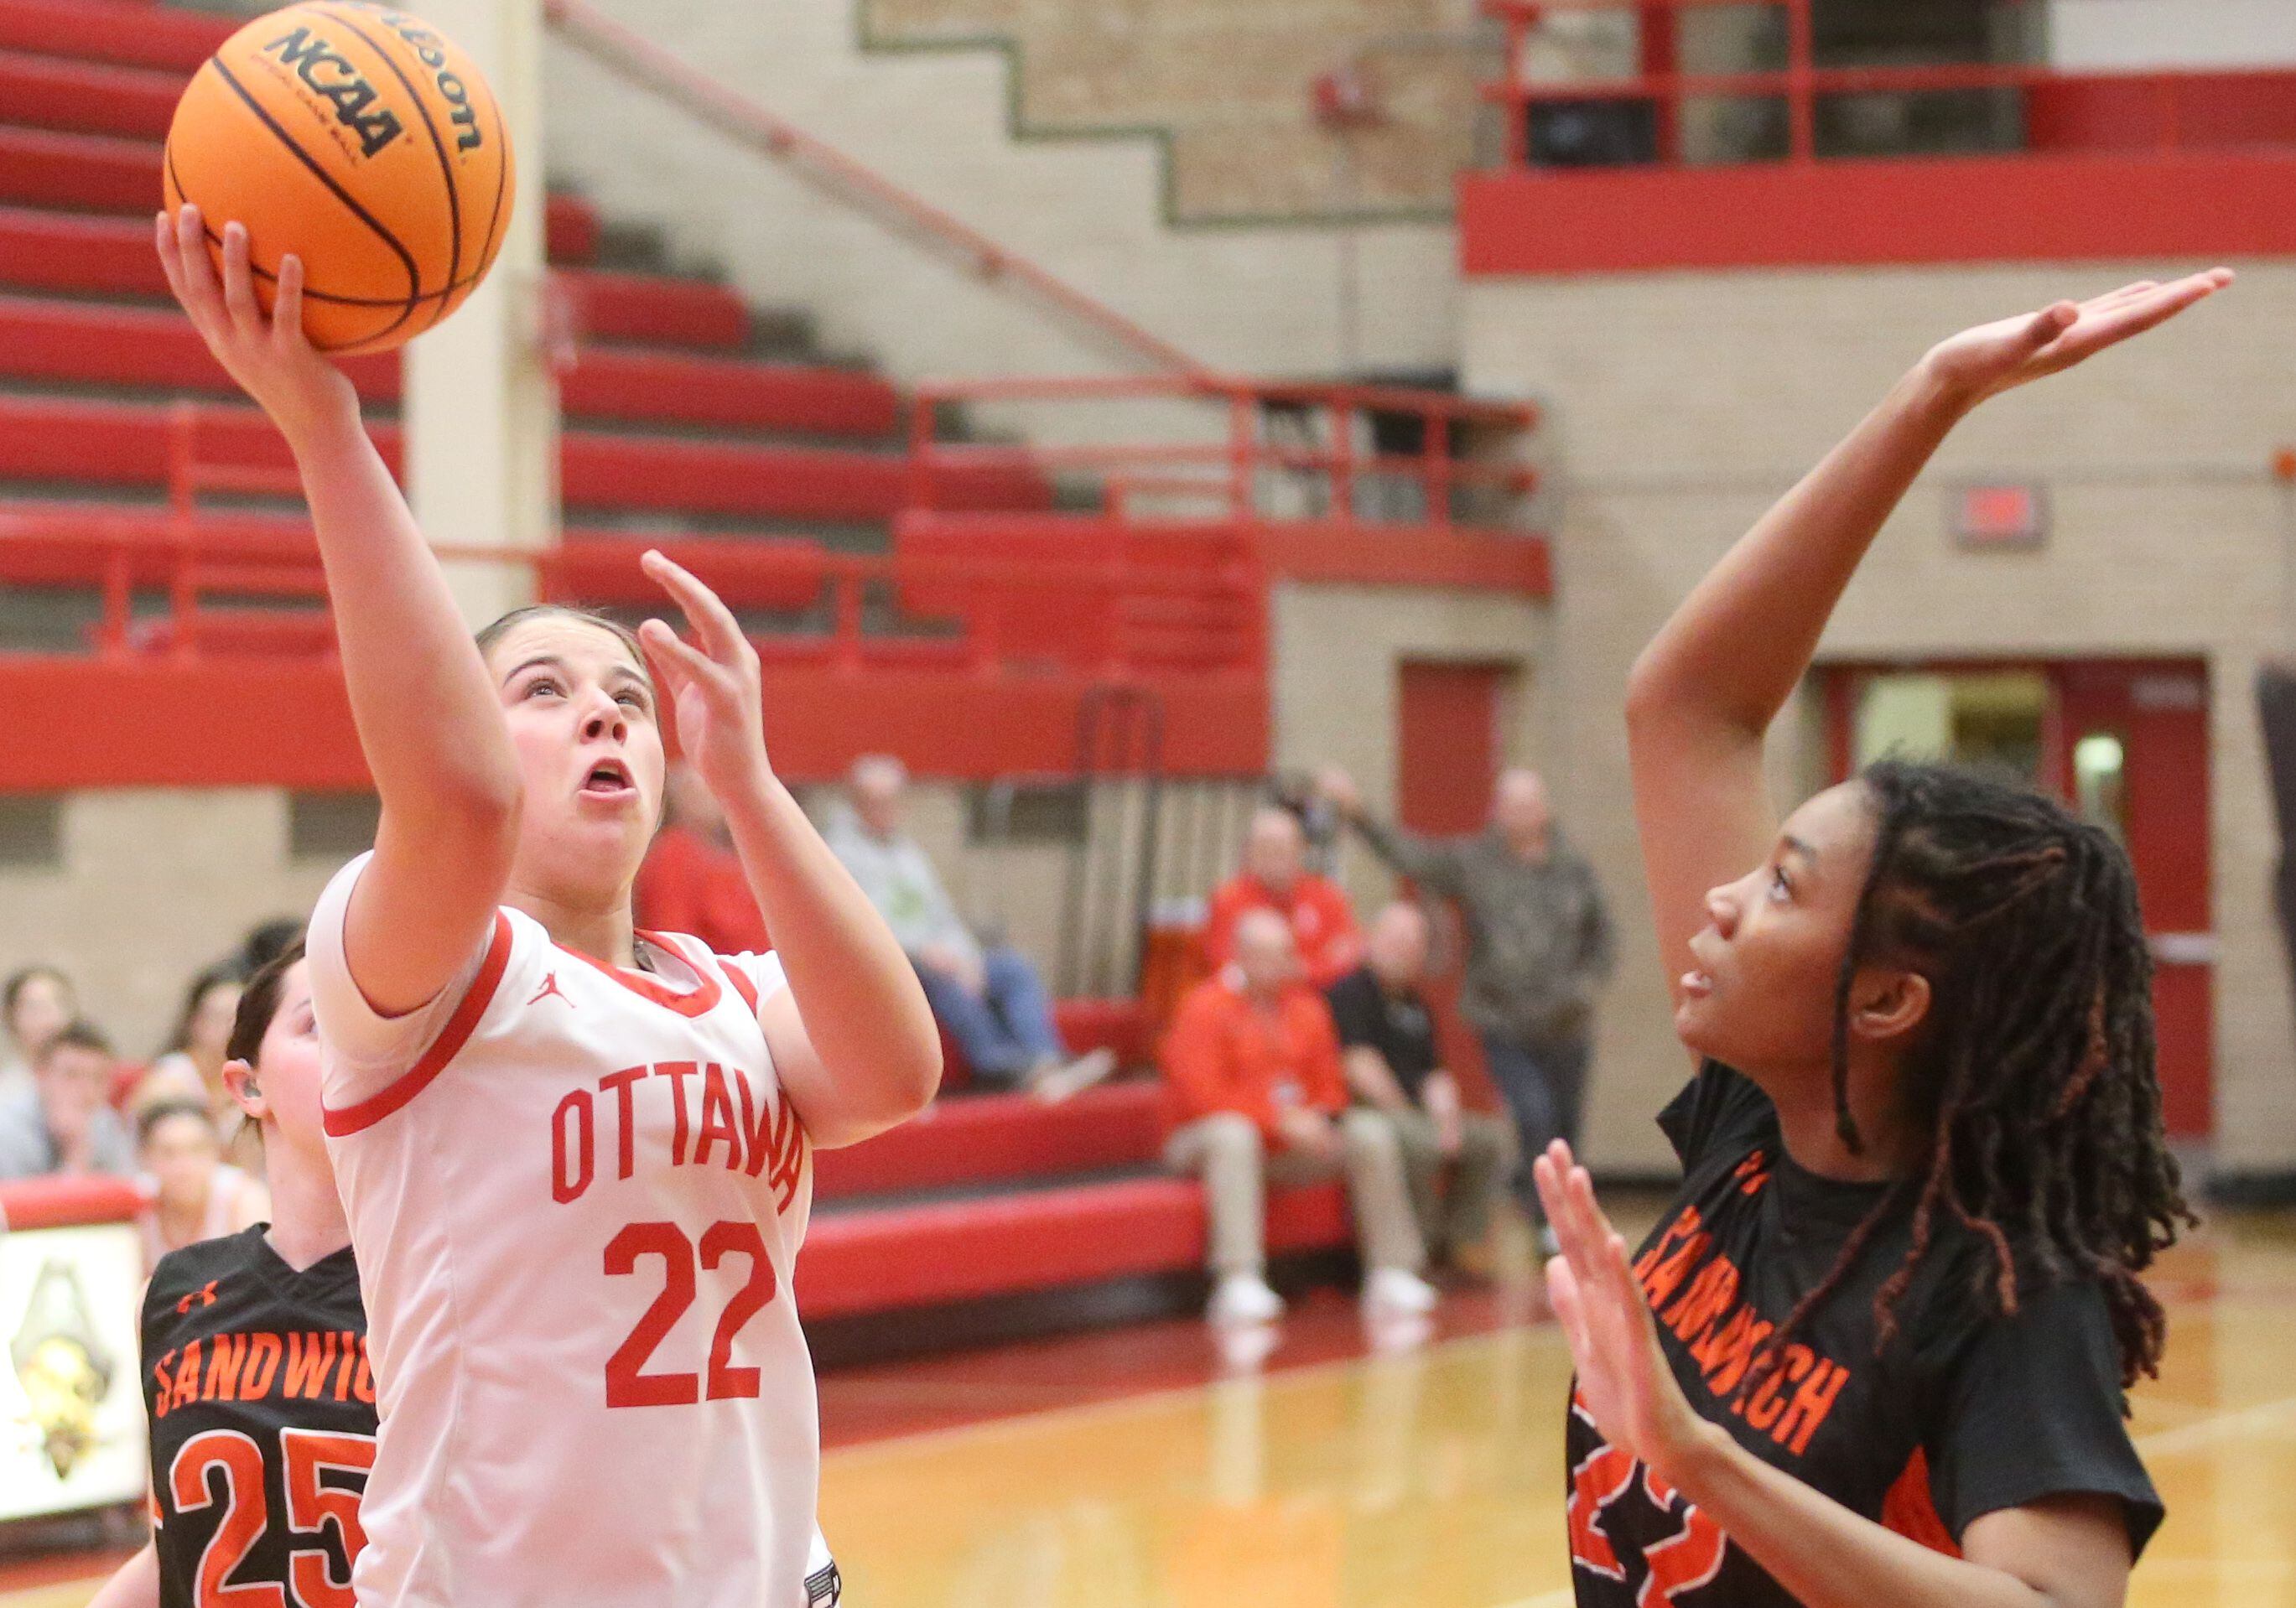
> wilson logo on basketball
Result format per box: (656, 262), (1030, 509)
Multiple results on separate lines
(375, 11), (486, 153)
(260, 25), (406, 158)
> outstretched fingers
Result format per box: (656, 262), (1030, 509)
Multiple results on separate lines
(638, 616), (714, 696)
(273, 255), (308, 354)
(169, 205), (229, 332)
(2054, 269), (2234, 366)
(642, 550), (750, 668)
(220, 222), (264, 339)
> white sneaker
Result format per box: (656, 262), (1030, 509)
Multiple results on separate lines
(1362, 1267), (1440, 1317)
(1207, 1273), (1286, 1325)
(1030, 1046), (1119, 1105)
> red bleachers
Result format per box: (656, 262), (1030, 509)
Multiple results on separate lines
(0, 0), (1318, 1333)
(801, 1170), (1351, 1320)
(0, 45), (180, 142)
(0, 0), (229, 72)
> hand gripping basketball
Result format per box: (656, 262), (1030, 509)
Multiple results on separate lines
(638, 552), (774, 804)
(157, 205), (361, 447)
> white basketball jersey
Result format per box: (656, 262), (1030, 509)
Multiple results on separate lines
(307, 855), (837, 1608)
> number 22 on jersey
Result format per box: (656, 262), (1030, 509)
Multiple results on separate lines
(603, 1218), (778, 1408)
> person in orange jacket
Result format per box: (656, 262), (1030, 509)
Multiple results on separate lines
(1161, 907), (1432, 1325)
(1203, 807), (1364, 989)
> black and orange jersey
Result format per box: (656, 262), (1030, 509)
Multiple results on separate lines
(1565, 1063), (2163, 1608)
(140, 1226), (372, 1608)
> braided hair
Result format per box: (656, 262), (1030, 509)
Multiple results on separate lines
(1760, 760), (2191, 1389)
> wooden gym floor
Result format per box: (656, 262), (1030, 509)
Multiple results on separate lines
(4, 1204), (2292, 1607)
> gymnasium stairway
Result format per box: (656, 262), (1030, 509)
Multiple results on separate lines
(0, 0), (1051, 609)
(0, 0), (1353, 1337)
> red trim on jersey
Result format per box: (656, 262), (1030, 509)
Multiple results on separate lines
(322, 913), (515, 1138)
(719, 956), (761, 1017)
(557, 931), (723, 1018)
(1881, 1447), (1961, 1557)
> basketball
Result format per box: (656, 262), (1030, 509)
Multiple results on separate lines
(162, 2), (514, 355)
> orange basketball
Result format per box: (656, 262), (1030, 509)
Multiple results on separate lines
(163, 2), (515, 355)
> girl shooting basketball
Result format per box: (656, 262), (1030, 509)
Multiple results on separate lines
(156, 205), (936, 1606)
(91, 943), (372, 1608)
(1530, 270), (2232, 1608)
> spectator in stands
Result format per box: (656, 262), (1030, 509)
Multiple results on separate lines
(829, 755), (1114, 1102)
(1324, 902), (1515, 1277)
(238, 917), (304, 977)
(0, 963), (76, 1102)
(1161, 906), (1435, 1325)
(1317, 766), (1614, 1239)
(135, 965), (242, 1109)
(134, 1097), (267, 1271)
(0, 1020), (135, 1180)
(1204, 807), (1364, 988)
(636, 760), (771, 955)
(135, 965), (265, 1174)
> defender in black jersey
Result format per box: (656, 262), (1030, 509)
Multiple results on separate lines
(141, 1226), (370, 1608)
(91, 941), (372, 1608)
(1515, 273), (2232, 1608)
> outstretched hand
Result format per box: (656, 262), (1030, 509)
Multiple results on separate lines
(638, 552), (772, 803)
(154, 205), (359, 444)
(1921, 268), (2233, 409)
(1533, 1139), (1717, 1486)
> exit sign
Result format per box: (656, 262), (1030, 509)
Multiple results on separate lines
(1951, 483), (2047, 548)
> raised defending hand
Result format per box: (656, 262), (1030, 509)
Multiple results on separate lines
(1533, 1139), (1717, 1486)
(154, 206), (359, 445)
(1920, 268), (2233, 410)
(639, 551), (772, 802)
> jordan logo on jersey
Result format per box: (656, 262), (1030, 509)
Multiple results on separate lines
(529, 972), (572, 1008)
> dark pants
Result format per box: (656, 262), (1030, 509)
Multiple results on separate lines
(916, 947), (1067, 1087)
(1478, 1033), (1591, 1216)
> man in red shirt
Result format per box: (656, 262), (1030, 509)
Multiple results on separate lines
(1203, 807), (1363, 988)
(635, 762), (770, 955)
(1161, 907), (1433, 1325)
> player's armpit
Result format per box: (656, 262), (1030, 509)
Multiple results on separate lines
(1960, 1494), (2134, 1608)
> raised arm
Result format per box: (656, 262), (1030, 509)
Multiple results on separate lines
(1623, 272), (2232, 1006)
(157, 210), (519, 1017)
(636, 555), (939, 1149)
(1315, 768), (1469, 898)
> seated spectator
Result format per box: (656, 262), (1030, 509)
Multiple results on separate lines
(636, 761), (771, 956)
(0, 1021), (135, 1180)
(1325, 903), (1516, 1278)
(1161, 907), (1436, 1325)
(1, 964), (76, 1102)
(1204, 807), (1363, 988)
(136, 965), (266, 1175)
(134, 1097), (267, 1271)
(829, 755), (1113, 1102)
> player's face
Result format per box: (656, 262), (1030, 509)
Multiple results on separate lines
(488, 616), (667, 900)
(1675, 782), (1896, 1076)
(248, 962), (329, 1164)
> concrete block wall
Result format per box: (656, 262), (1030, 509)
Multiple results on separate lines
(860, 0), (1483, 222)
(542, 0), (1462, 410)
(1462, 261), (2296, 1175)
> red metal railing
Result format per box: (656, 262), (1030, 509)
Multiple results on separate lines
(543, 0), (1207, 377)
(1483, 0), (2296, 169)
(0, 403), (1263, 678)
(908, 376), (1537, 532)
